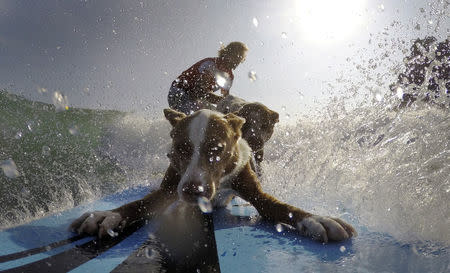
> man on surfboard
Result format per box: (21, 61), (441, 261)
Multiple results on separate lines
(167, 41), (248, 115)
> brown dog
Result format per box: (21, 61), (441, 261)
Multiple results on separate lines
(70, 109), (356, 243)
(217, 95), (279, 175)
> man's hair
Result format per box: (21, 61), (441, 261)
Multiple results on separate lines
(218, 41), (248, 63)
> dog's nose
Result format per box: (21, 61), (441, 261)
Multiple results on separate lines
(180, 181), (212, 203)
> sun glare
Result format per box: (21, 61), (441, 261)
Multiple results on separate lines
(294, 0), (366, 43)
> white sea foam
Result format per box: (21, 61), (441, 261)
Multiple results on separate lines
(262, 104), (449, 244)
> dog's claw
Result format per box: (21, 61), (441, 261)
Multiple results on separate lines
(69, 210), (123, 238)
(297, 215), (355, 243)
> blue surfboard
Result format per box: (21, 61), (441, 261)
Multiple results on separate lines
(1, 186), (449, 272)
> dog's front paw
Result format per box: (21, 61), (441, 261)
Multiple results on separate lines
(69, 211), (125, 239)
(296, 215), (356, 243)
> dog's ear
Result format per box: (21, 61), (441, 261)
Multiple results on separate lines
(224, 112), (245, 133)
(236, 105), (250, 119)
(271, 111), (279, 124)
(164, 108), (186, 127)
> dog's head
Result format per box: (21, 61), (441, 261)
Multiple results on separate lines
(236, 103), (279, 151)
(164, 108), (247, 203)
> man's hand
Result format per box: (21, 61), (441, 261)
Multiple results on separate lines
(220, 88), (229, 96)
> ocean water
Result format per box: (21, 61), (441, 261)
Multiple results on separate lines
(0, 90), (449, 251)
(0, 90), (167, 229)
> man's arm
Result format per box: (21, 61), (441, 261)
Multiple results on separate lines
(204, 92), (225, 104)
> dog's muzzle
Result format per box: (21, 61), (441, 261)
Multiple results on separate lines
(180, 180), (214, 203)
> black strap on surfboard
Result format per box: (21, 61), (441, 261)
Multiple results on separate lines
(1, 220), (146, 273)
(0, 234), (86, 263)
(1, 207), (220, 273)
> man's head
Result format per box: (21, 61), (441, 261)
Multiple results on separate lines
(164, 109), (246, 203)
(218, 41), (248, 70)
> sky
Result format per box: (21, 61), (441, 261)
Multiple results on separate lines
(0, 0), (448, 119)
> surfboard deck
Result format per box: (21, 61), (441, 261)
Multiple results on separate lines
(1, 186), (448, 272)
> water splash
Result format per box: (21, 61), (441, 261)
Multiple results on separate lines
(41, 146), (51, 156)
(263, 104), (450, 244)
(68, 125), (80, 136)
(52, 91), (69, 112)
(107, 228), (118, 237)
(198, 196), (213, 213)
(144, 247), (157, 259)
(275, 223), (283, 233)
(252, 17), (258, 27)
(248, 71), (257, 82)
(1, 159), (20, 178)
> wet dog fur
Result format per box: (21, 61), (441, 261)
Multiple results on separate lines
(217, 95), (279, 175)
(70, 109), (356, 243)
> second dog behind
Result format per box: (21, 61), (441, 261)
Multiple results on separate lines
(217, 95), (279, 175)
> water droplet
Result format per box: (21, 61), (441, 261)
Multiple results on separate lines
(375, 93), (383, 101)
(275, 223), (283, 232)
(248, 70), (257, 82)
(209, 157), (214, 162)
(198, 196), (213, 213)
(45, 246), (52, 251)
(42, 146), (51, 156)
(340, 246), (346, 252)
(52, 91), (69, 112)
(281, 32), (287, 39)
(378, 4), (385, 11)
(198, 185), (204, 192)
(288, 212), (293, 218)
(428, 19), (433, 25)
(107, 229), (118, 237)
(27, 121), (34, 132)
(37, 87), (48, 94)
(1, 159), (20, 178)
(144, 247), (157, 259)
(396, 87), (403, 99)
(89, 213), (94, 218)
(216, 156), (221, 161)
(69, 125), (80, 136)
(252, 17), (258, 27)
(15, 131), (23, 139)
(21, 187), (30, 197)
(285, 132), (290, 136)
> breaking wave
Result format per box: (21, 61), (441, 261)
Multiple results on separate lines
(1, 90), (449, 248)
